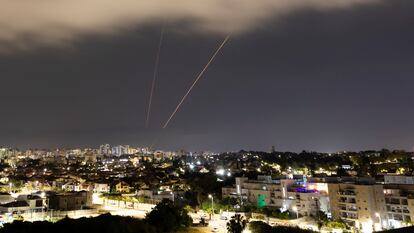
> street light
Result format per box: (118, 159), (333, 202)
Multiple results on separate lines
(208, 194), (214, 220)
(292, 206), (298, 219)
(170, 191), (175, 203)
(40, 192), (47, 220)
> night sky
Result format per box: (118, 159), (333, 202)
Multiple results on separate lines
(1, 0), (413, 152)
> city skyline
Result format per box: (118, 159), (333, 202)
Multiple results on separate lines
(1, 0), (414, 152)
(0, 144), (413, 155)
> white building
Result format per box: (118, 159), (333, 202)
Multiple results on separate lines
(222, 175), (330, 217)
(94, 183), (110, 193)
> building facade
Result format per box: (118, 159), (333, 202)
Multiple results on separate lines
(222, 176), (330, 218)
(48, 191), (92, 211)
(224, 176), (414, 233)
(328, 182), (386, 232)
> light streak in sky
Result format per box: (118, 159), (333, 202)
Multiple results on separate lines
(146, 26), (165, 127)
(162, 35), (230, 129)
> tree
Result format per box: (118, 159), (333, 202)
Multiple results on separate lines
(145, 199), (192, 233)
(317, 211), (328, 230)
(249, 221), (272, 233)
(0, 214), (156, 233)
(227, 214), (247, 233)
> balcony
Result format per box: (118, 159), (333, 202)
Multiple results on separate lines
(338, 190), (356, 196)
(338, 198), (356, 204)
(386, 198), (401, 205)
(388, 209), (402, 213)
(340, 208), (357, 213)
(341, 214), (358, 220)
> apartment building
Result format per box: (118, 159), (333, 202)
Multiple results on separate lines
(328, 182), (386, 232)
(0, 194), (46, 214)
(383, 184), (414, 228)
(224, 176), (414, 233)
(48, 191), (92, 211)
(222, 175), (330, 217)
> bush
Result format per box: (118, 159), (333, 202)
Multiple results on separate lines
(145, 199), (193, 233)
(325, 221), (346, 229)
(249, 221), (272, 233)
(249, 221), (314, 233)
(256, 207), (289, 220)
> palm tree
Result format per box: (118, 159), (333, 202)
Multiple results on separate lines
(227, 214), (247, 233)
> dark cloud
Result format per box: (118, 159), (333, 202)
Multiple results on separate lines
(0, 0), (375, 52)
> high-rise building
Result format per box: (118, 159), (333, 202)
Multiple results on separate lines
(99, 144), (111, 155)
(111, 145), (131, 156)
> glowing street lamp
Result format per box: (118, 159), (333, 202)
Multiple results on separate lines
(208, 194), (214, 219)
(170, 191), (175, 203)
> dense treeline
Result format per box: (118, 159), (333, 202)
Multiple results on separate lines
(248, 221), (414, 233)
(220, 149), (414, 177)
(2, 208), (412, 233)
(0, 214), (154, 233)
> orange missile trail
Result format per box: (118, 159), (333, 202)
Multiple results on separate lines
(162, 35), (230, 129)
(146, 26), (165, 127)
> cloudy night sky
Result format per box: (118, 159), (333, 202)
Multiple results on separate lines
(0, 0), (413, 152)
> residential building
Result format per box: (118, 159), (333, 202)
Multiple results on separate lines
(115, 181), (131, 193)
(48, 191), (92, 211)
(0, 201), (30, 214)
(0, 194), (46, 214)
(222, 176), (330, 217)
(16, 194), (46, 212)
(383, 184), (414, 228)
(328, 182), (386, 232)
(94, 183), (110, 193)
